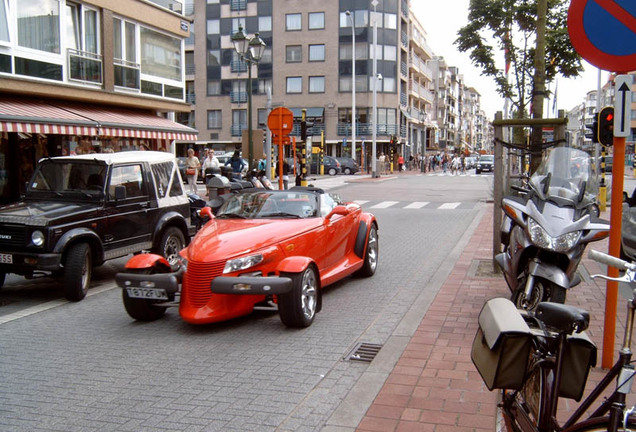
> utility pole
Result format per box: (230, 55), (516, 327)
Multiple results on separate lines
(529, 0), (547, 173)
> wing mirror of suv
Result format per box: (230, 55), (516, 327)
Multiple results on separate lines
(114, 185), (127, 200)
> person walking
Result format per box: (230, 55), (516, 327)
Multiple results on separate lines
(225, 150), (245, 179)
(201, 149), (220, 177)
(185, 148), (201, 194)
(398, 154), (405, 173)
(378, 152), (386, 175)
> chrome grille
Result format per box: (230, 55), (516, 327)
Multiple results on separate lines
(183, 260), (225, 308)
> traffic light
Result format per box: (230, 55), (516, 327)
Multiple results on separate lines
(585, 116), (598, 143)
(300, 119), (313, 142)
(597, 106), (614, 146)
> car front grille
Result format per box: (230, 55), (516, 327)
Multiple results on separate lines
(183, 260), (225, 308)
(0, 224), (27, 248)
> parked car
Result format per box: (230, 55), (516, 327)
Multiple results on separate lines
(465, 156), (477, 169)
(310, 155), (341, 176)
(336, 157), (360, 175)
(0, 151), (194, 301)
(476, 155), (494, 174)
(116, 187), (379, 327)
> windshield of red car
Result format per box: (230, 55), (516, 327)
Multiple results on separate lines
(217, 191), (319, 219)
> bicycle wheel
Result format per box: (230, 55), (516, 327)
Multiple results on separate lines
(564, 416), (636, 431)
(502, 361), (553, 430)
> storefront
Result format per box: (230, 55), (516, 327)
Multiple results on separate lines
(0, 96), (197, 204)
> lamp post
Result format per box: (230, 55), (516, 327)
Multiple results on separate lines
(232, 25), (266, 171)
(371, 0), (378, 177)
(345, 10), (356, 162)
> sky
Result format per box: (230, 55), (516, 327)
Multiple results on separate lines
(410, 1), (610, 120)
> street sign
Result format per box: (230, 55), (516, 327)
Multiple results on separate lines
(614, 74), (633, 137)
(267, 107), (293, 136)
(568, 0), (636, 73)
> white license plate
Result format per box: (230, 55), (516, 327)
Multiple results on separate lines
(0, 253), (12, 264)
(126, 287), (168, 300)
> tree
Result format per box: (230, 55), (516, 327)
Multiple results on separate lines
(455, 0), (582, 122)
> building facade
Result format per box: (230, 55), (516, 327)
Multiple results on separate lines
(0, 0), (196, 203)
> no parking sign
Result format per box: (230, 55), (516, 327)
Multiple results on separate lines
(568, 0), (636, 72)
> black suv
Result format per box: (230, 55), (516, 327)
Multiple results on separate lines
(0, 151), (193, 301)
(476, 155), (494, 174)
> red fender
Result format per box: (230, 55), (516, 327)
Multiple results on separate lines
(124, 253), (171, 271)
(277, 256), (314, 274)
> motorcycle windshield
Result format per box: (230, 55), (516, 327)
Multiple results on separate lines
(529, 147), (598, 205)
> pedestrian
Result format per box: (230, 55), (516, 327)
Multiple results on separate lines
(451, 155), (460, 175)
(378, 152), (386, 175)
(185, 148), (200, 194)
(257, 153), (267, 172)
(225, 150), (245, 179)
(398, 154), (405, 172)
(201, 148), (220, 178)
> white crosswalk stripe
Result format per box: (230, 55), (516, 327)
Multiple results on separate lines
(404, 201), (429, 209)
(438, 202), (461, 210)
(354, 200), (369, 205)
(370, 201), (399, 209)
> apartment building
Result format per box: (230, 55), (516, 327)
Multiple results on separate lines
(184, 0), (490, 171)
(0, 0), (196, 203)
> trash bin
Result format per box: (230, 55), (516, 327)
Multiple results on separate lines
(206, 175), (231, 199)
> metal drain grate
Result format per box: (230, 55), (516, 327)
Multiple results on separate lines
(344, 342), (383, 363)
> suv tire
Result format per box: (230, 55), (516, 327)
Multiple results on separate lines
(64, 243), (92, 301)
(154, 227), (185, 266)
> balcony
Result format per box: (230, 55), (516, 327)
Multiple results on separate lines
(337, 122), (399, 136)
(68, 49), (102, 84)
(231, 123), (246, 137)
(230, 0), (247, 11)
(230, 91), (247, 103)
(114, 58), (140, 89)
(185, 63), (195, 76)
(231, 59), (248, 73)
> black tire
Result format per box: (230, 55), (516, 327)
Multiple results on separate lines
(512, 278), (561, 311)
(278, 266), (319, 328)
(64, 243), (92, 301)
(122, 268), (169, 322)
(355, 224), (378, 277)
(344, 167), (352, 175)
(502, 361), (552, 431)
(328, 167), (337, 176)
(0, 271), (5, 289)
(563, 417), (636, 431)
(153, 227), (185, 266)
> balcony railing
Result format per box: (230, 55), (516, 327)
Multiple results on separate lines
(231, 59), (248, 73)
(68, 49), (102, 84)
(185, 63), (195, 75)
(337, 123), (399, 136)
(230, 0), (247, 11)
(186, 93), (195, 104)
(114, 58), (140, 89)
(231, 123), (247, 136)
(230, 91), (247, 103)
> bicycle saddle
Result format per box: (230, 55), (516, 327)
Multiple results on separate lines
(535, 302), (590, 334)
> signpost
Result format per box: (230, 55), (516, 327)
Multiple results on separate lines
(568, 1), (636, 367)
(267, 107), (293, 189)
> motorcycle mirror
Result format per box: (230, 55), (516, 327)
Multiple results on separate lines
(577, 181), (586, 204)
(542, 172), (552, 195)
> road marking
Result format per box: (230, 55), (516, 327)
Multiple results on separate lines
(370, 201), (398, 209)
(438, 202), (461, 210)
(404, 201), (429, 209)
(0, 285), (115, 325)
(354, 200), (369, 205)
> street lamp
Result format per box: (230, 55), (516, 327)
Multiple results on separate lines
(371, 0), (378, 177)
(232, 25), (266, 171)
(345, 10), (356, 163)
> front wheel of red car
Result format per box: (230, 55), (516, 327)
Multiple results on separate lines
(122, 268), (170, 322)
(279, 266), (319, 328)
(355, 224), (378, 277)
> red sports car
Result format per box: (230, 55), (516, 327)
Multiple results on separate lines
(116, 187), (378, 327)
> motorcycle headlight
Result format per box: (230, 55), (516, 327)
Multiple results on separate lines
(527, 218), (581, 252)
(31, 230), (45, 247)
(224, 253), (263, 274)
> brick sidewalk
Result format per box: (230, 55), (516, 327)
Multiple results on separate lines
(356, 205), (623, 432)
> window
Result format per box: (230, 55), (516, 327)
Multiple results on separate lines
(18, 0), (60, 53)
(231, 18), (246, 35)
(259, 16), (272, 32)
(207, 110), (222, 129)
(308, 44), (325, 62)
(286, 77), (302, 93)
(308, 12), (324, 30)
(66, 3), (101, 83)
(0, 0), (8, 42)
(207, 49), (220, 65)
(383, 45), (396, 61)
(206, 19), (219, 34)
(140, 27), (181, 81)
(109, 165), (145, 200)
(286, 45), (301, 63)
(113, 18), (139, 89)
(286, 13), (301, 31)
(309, 76), (325, 93)
(257, 79), (271, 94)
(383, 77), (396, 92)
(384, 13), (397, 29)
(207, 80), (220, 95)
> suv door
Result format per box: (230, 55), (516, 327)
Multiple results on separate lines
(104, 163), (154, 258)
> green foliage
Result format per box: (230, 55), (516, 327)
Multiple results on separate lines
(455, 0), (583, 118)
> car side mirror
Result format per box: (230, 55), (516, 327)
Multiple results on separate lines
(114, 185), (126, 200)
(200, 206), (214, 220)
(325, 205), (351, 221)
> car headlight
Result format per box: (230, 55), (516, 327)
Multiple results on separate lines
(224, 253), (263, 274)
(527, 218), (581, 252)
(31, 230), (45, 247)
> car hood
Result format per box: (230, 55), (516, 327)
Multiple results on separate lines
(187, 218), (319, 261)
(0, 200), (98, 226)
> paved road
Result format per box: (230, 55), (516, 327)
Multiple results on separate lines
(0, 173), (490, 432)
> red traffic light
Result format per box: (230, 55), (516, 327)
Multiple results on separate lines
(597, 106), (614, 147)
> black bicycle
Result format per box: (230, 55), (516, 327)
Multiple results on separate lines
(472, 249), (636, 432)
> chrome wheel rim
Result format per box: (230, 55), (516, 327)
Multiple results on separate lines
(164, 235), (183, 265)
(301, 268), (318, 320)
(367, 228), (378, 271)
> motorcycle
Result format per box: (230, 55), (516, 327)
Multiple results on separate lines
(495, 146), (610, 310)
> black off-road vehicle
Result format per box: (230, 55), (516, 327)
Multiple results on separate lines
(0, 151), (194, 301)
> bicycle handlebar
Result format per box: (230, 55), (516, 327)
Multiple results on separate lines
(588, 249), (633, 271)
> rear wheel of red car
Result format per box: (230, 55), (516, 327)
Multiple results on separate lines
(279, 266), (319, 328)
(355, 224), (378, 277)
(153, 227), (185, 266)
(122, 268), (170, 322)
(64, 242), (92, 302)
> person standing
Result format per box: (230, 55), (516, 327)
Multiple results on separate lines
(225, 150), (245, 179)
(185, 148), (201, 194)
(201, 149), (220, 177)
(398, 154), (405, 173)
(378, 152), (386, 175)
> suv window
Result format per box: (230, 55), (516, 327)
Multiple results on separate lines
(30, 161), (106, 196)
(151, 161), (184, 198)
(109, 164), (146, 199)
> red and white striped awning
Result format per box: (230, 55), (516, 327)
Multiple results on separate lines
(0, 96), (197, 140)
